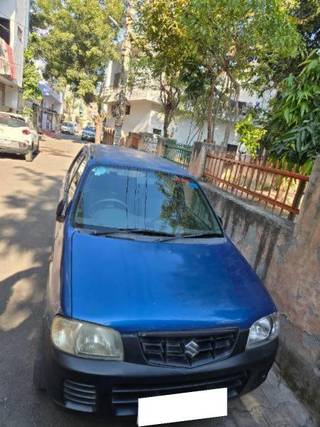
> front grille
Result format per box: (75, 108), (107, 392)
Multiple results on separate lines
(63, 379), (97, 413)
(139, 329), (238, 368)
(112, 371), (248, 416)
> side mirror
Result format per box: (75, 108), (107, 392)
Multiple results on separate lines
(56, 200), (66, 222)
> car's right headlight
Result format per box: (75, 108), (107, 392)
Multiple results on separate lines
(51, 316), (124, 360)
(246, 313), (280, 349)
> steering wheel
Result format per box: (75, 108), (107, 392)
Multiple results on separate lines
(88, 198), (128, 216)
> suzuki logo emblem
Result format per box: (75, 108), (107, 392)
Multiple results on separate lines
(184, 340), (200, 359)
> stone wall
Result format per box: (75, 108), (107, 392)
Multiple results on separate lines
(202, 184), (293, 281)
(199, 158), (320, 422)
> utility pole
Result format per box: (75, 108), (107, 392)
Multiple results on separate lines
(113, 0), (132, 145)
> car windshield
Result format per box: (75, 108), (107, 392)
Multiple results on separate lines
(0, 114), (26, 127)
(63, 122), (73, 127)
(84, 127), (95, 132)
(74, 166), (222, 237)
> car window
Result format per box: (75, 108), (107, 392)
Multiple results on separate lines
(73, 166), (222, 236)
(68, 156), (87, 202)
(0, 114), (26, 127)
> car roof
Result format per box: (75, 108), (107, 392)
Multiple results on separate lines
(86, 144), (193, 178)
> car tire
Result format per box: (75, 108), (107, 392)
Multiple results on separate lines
(25, 149), (33, 162)
(33, 351), (47, 392)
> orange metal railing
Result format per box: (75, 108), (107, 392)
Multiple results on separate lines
(204, 152), (309, 219)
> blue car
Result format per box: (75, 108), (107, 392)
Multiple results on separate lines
(34, 144), (279, 417)
(81, 126), (96, 142)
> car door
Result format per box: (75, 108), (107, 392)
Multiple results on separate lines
(47, 150), (88, 314)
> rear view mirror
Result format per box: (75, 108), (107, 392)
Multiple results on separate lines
(56, 200), (66, 222)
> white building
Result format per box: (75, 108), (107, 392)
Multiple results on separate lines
(104, 62), (163, 135)
(104, 61), (265, 148)
(0, 0), (30, 112)
(38, 81), (63, 132)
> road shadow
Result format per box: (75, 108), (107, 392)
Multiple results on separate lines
(0, 150), (40, 162)
(0, 164), (62, 425)
(44, 133), (83, 144)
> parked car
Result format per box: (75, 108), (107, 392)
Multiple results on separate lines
(61, 121), (76, 135)
(81, 126), (95, 142)
(0, 112), (39, 162)
(33, 144), (279, 419)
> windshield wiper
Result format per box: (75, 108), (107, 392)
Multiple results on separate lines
(159, 231), (223, 242)
(90, 228), (175, 238)
(83, 227), (222, 241)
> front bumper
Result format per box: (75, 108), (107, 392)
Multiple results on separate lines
(42, 326), (278, 416)
(81, 134), (95, 141)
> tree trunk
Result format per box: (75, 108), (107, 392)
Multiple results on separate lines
(95, 114), (102, 144)
(212, 113), (216, 143)
(163, 108), (170, 138)
(160, 76), (180, 140)
(223, 81), (240, 147)
(223, 121), (232, 146)
(207, 77), (216, 144)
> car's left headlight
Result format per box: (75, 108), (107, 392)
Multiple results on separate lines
(51, 316), (124, 360)
(246, 313), (280, 349)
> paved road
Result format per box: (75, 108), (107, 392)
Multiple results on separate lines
(0, 136), (315, 427)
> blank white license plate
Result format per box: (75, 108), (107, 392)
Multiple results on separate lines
(137, 388), (228, 426)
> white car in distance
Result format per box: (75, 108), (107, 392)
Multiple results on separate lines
(61, 121), (77, 135)
(0, 112), (39, 162)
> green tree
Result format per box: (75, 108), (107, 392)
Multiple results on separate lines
(31, 0), (124, 142)
(134, 0), (191, 137)
(182, 0), (302, 144)
(235, 113), (266, 157)
(262, 0), (320, 88)
(265, 51), (320, 171)
(293, 0), (320, 51)
(22, 46), (42, 104)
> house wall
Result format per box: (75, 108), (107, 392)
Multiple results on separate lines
(0, 0), (30, 111)
(40, 97), (62, 132)
(122, 100), (152, 134)
(107, 99), (240, 147)
(105, 61), (121, 89)
(106, 100), (162, 136)
(38, 81), (63, 132)
(173, 117), (238, 146)
(196, 154), (320, 422)
(3, 83), (18, 110)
